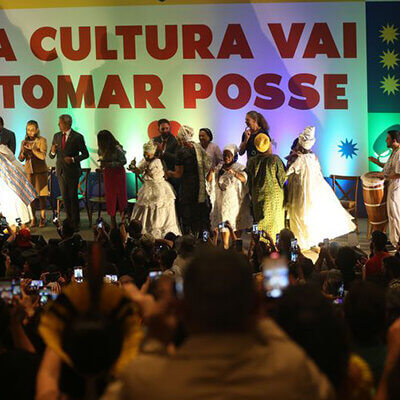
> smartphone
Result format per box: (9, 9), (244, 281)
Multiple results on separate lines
(174, 276), (184, 299)
(74, 267), (83, 283)
(149, 270), (163, 281)
(276, 233), (280, 246)
(252, 223), (259, 234)
(218, 221), (226, 230)
(202, 230), (209, 242)
(15, 218), (22, 226)
(262, 259), (289, 298)
(290, 238), (298, 262)
(235, 239), (243, 252)
(52, 212), (59, 224)
(98, 221), (103, 229)
(29, 280), (44, 290)
(104, 274), (118, 283)
(337, 282), (345, 298)
(0, 216), (7, 228)
(12, 283), (21, 298)
(38, 288), (58, 306)
(0, 280), (13, 304)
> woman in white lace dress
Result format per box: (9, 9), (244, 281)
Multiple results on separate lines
(0, 144), (35, 225)
(129, 141), (181, 238)
(207, 144), (252, 249)
(286, 127), (355, 250)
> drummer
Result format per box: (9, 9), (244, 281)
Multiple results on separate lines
(369, 129), (400, 246)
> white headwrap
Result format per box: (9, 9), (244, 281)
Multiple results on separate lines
(177, 125), (194, 142)
(143, 140), (157, 154)
(223, 144), (238, 158)
(298, 126), (316, 150)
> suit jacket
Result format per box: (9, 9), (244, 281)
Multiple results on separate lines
(19, 136), (48, 174)
(0, 127), (16, 154)
(153, 134), (178, 171)
(49, 130), (89, 179)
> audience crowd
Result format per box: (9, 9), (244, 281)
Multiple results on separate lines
(1, 213), (400, 400)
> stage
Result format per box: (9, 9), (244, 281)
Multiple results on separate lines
(30, 211), (372, 262)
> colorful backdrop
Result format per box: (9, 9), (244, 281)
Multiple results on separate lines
(0, 0), (399, 175)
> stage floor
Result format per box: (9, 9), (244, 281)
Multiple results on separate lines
(30, 212), (371, 262)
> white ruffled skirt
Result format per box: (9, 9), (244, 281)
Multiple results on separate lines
(131, 179), (181, 238)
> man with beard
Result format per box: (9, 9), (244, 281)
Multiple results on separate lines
(153, 118), (180, 205)
(153, 119), (178, 171)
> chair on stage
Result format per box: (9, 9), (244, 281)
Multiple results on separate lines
(127, 171), (143, 217)
(56, 168), (91, 223)
(330, 175), (360, 234)
(89, 168), (106, 226)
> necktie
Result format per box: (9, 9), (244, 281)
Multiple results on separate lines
(62, 132), (66, 150)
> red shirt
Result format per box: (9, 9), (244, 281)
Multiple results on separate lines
(365, 252), (390, 277)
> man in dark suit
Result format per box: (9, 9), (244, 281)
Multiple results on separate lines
(0, 116), (16, 154)
(153, 118), (178, 171)
(49, 114), (89, 230)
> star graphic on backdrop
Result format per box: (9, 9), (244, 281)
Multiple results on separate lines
(338, 139), (359, 159)
(380, 49), (399, 70)
(379, 24), (399, 44)
(380, 74), (400, 95)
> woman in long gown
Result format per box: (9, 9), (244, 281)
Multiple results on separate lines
(286, 126), (356, 250)
(247, 134), (286, 240)
(98, 130), (127, 229)
(207, 144), (252, 248)
(129, 141), (181, 238)
(0, 144), (35, 225)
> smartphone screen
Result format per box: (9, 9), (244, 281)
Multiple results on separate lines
(30, 280), (44, 290)
(0, 217), (7, 227)
(202, 230), (209, 242)
(104, 274), (118, 283)
(174, 276), (184, 299)
(218, 222), (225, 230)
(263, 259), (289, 298)
(290, 238), (298, 262)
(0, 281), (13, 304)
(252, 223), (258, 234)
(276, 233), (280, 246)
(74, 267), (83, 283)
(149, 270), (163, 280)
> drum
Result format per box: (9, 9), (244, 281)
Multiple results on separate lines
(361, 172), (388, 233)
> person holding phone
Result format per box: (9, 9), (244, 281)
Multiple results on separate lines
(18, 120), (49, 228)
(130, 140), (181, 238)
(286, 127), (355, 250)
(207, 144), (252, 249)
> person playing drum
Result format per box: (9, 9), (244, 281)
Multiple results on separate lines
(369, 129), (400, 246)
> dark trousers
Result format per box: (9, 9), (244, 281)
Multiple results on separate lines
(58, 174), (80, 227)
(181, 202), (210, 237)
